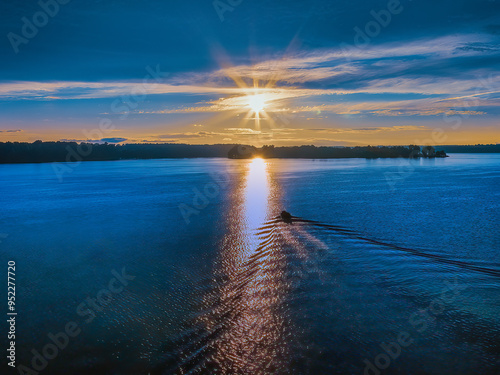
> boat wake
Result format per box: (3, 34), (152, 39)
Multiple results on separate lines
(152, 214), (500, 374)
(282, 215), (500, 278)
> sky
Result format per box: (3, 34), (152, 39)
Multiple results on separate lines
(0, 0), (499, 146)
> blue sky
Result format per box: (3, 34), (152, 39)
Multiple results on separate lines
(0, 0), (499, 145)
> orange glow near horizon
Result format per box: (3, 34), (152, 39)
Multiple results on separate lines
(1, 127), (499, 146)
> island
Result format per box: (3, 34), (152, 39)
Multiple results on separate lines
(227, 144), (449, 159)
(1, 141), (499, 164)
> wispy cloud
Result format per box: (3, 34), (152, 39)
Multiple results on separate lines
(181, 34), (499, 91)
(307, 125), (429, 134)
(157, 132), (219, 139)
(0, 34), (498, 122)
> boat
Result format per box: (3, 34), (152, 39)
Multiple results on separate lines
(280, 210), (293, 224)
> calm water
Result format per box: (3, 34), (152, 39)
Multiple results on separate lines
(1, 154), (499, 374)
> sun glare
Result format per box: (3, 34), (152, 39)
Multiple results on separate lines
(209, 67), (284, 134)
(247, 94), (267, 113)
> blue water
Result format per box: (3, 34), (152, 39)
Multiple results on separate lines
(0, 154), (499, 374)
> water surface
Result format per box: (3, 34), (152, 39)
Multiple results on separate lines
(1, 154), (499, 374)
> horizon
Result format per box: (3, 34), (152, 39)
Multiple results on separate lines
(1, 1), (499, 146)
(1, 140), (500, 148)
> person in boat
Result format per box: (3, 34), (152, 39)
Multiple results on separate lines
(280, 210), (293, 224)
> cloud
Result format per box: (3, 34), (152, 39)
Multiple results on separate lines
(57, 138), (127, 143)
(456, 42), (500, 53)
(59, 139), (97, 143)
(371, 109), (487, 116)
(281, 91), (499, 117)
(308, 126), (429, 134)
(183, 34), (499, 90)
(157, 134), (200, 139)
(158, 132), (219, 139)
(101, 138), (127, 143)
(0, 34), (498, 124)
(224, 128), (262, 135)
(0, 129), (22, 133)
(153, 129), (267, 141)
(1, 34), (498, 101)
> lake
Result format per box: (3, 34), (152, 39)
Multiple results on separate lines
(1, 154), (499, 374)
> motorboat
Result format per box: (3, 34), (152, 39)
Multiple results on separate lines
(280, 210), (293, 224)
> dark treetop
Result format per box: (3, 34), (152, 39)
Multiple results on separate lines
(20, 142), (500, 164)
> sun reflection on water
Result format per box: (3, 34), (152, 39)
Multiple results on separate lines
(197, 158), (290, 374)
(244, 158), (271, 233)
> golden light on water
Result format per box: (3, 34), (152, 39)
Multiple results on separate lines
(185, 159), (335, 373)
(199, 158), (290, 373)
(244, 157), (269, 232)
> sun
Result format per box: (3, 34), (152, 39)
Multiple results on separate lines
(247, 94), (267, 113)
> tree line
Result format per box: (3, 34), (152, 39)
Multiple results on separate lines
(4, 141), (499, 164)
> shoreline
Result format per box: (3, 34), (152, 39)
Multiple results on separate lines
(0, 155), (459, 166)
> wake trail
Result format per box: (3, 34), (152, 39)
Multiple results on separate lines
(273, 215), (500, 278)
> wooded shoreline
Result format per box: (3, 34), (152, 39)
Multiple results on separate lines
(0, 141), (498, 164)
